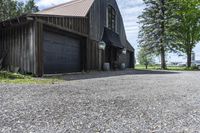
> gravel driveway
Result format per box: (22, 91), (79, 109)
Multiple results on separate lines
(0, 70), (200, 133)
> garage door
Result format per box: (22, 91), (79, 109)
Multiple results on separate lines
(43, 31), (81, 74)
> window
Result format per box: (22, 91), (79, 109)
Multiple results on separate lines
(107, 5), (116, 32)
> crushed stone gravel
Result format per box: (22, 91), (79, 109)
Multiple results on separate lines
(0, 70), (200, 132)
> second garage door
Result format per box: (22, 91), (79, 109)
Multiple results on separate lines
(43, 31), (81, 74)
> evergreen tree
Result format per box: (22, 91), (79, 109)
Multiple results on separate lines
(138, 0), (171, 69)
(24, 0), (39, 14)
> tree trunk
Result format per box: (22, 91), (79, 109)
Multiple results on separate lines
(160, 45), (166, 69)
(145, 65), (148, 69)
(187, 52), (192, 68)
(160, 0), (166, 70)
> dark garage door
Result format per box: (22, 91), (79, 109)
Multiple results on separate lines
(43, 31), (81, 74)
(126, 52), (131, 68)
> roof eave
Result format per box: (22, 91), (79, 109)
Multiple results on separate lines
(29, 13), (88, 18)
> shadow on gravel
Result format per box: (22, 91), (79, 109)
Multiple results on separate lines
(47, 69), (179, 81)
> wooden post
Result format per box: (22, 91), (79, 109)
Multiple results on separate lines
(34, 21), (43, 77)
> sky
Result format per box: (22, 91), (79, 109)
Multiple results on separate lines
(19, 0), (200, 62)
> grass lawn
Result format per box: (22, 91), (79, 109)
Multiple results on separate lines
(135, 65), (199, 71)
(0, 71), (63, 84)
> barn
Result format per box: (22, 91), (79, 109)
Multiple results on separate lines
(0, 0), (135, 77)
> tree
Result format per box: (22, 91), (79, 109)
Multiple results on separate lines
(169, 0), (200, 67)
(24, 0), (39, 14)
(138, 48), (155, 69)
(0, 0), (18, 21)
(138, 0), (172, 69)
(0, 0), (38, 22)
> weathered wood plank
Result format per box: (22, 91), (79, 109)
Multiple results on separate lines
(0, 22), (36, 74)
(35, 16), (89, 36)
(34, 22), (43, 77)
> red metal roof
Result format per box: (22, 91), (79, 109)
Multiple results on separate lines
(35, 0), (94, 17)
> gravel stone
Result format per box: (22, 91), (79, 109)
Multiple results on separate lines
(0, 70), (200, 132)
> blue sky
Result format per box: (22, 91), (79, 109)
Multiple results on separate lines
(19, 0), (200, 62)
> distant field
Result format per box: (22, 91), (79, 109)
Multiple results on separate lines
(135, 65), (198, 71)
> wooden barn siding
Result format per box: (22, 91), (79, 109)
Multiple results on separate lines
(0, 22), (36, 74)
(35, 16), (89, 74)
(35, 16), (89, 36)
(88, 0), (130, 69)
(86, 39), (99, 71)
(0, 29), (3, 58)
(89, 0), (101, 40)
(88, 0), (128, 44)
(36, 15), (101, 72)
(106, 0), (127, 45)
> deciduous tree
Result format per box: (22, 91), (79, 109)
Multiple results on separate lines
(169, 0), (200, 67)
(138, 48), (155, 69)
(0, 0), (38, 22)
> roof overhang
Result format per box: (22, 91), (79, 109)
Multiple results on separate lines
(102, 27), (124, 49)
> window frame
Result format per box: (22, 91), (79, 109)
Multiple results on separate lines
(106, 5), (117, 32)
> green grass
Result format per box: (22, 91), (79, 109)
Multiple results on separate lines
(135, 65), (199, 71)
(0, 71), (64, 84)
